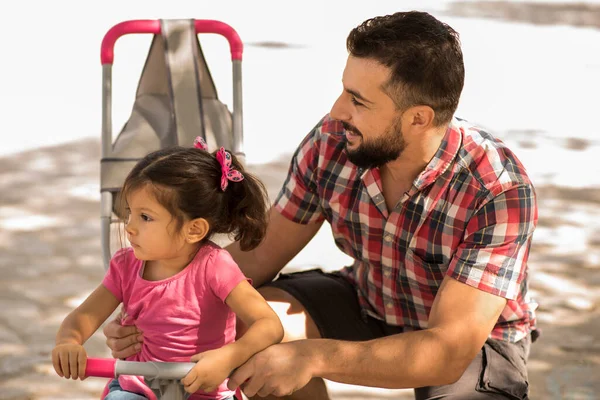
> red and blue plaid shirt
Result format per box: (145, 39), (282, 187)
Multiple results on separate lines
(274, 114), (538, 342)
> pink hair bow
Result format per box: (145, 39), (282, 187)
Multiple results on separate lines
(194, 136), (243, 190)
(216, 147), (244, 191)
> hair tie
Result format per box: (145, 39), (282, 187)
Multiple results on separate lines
(193, 136), (209, 151)
(215, 147), (244, 191)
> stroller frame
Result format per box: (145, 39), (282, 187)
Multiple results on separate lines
(100, 19), (244, 269)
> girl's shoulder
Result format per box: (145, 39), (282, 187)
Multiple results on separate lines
(195, 241), (235, 266)
(194, 242), (248, 300)
(109, 247), (138, 269)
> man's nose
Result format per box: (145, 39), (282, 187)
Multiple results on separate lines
(330, 94), (351, 122)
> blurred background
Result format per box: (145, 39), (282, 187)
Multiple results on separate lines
(0, 0), (599, 399)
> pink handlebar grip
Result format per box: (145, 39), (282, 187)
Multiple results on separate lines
(194, 20), (243, 61)
(85, 358), (116, 378)
(101, 20), (160, 65)
(100, 19), (243, 64)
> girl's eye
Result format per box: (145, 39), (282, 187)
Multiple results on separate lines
(141, 214), (152, 222)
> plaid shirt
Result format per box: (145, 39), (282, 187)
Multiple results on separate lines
(274, 115), (538, 342)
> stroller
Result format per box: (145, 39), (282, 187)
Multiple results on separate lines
(93, 18), (246, 400)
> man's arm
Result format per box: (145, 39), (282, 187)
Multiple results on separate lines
(229, 276), (506, 396)
(312, 276), (506, 388)
(226, 207), (323, 287)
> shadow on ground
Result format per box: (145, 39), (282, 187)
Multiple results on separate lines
(0, 137), (598, 399)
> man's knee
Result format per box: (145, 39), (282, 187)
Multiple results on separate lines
(254, 286), (321, 342)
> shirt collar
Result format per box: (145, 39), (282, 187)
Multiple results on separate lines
(412, 118), (462, 191)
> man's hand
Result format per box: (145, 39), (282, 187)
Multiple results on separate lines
(102, 315), (142, 359)
(227, 341), (317, 398)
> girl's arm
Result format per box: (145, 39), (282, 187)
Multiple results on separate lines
(52, 284), (121, 379)
(182, 281), (283, 393)
(222, 280), (284, 366)
(56, 284), (121, 346)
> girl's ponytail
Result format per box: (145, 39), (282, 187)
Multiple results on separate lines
(221, 153), (269, 251)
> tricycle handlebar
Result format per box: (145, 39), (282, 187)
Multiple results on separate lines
(85, 358), (195, 380)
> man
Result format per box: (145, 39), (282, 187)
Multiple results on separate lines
(104, 11), (538, 400)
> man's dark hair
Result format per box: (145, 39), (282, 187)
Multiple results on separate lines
(347, 11), (465, 126)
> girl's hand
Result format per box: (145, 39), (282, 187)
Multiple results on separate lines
(181, 348), (234, 394)
(52, 343), (88, 380)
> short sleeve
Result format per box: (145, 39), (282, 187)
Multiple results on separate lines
(273, 118), (325, 224)
(447, 184), (537, 300)
(102, 248), (131, 303)
(205, 249), (249, 302)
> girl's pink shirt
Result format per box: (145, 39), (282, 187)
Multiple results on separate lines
(102, 242), (247, 400)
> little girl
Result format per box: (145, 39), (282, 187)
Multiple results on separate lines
(52, 138), (284, 399)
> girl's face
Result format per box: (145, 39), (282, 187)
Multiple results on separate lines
(124, 185), (194, 270)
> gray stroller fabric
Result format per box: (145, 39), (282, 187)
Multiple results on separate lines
(101, 19), (233, 193)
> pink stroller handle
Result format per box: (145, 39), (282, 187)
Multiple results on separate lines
(101, 19), (243, 64)
(194, 20), (243, 60)
(85, 358), (116, 378)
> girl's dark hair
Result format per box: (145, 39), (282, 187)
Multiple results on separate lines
(347, 11), (465, 126)
(117, 146), (269, 251)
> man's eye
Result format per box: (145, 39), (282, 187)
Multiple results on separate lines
(351, 96), (363, 107)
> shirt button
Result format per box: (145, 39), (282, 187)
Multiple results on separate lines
(384, 234), (393, 242)
(383, 270), (391, 278)
(386, 302), (393, 309)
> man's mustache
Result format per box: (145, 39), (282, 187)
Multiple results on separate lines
(342, 122), (363, 137)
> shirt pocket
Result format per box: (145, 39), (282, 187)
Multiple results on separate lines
(396, 252), (446, 326)
(403, 250), (447, 291)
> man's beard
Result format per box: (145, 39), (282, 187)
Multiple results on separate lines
(343, 118), (406, 169)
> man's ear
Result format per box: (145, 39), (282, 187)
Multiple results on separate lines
(405, 105), (436, 132)
(185, 218), (210, 243)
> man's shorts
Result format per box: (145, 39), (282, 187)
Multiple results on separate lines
(264, 268), (531, 399)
